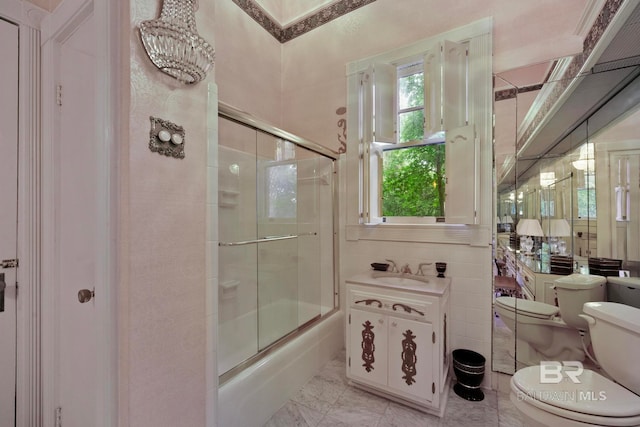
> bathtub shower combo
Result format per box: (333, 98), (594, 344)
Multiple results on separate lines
(217, 103), (340, 396)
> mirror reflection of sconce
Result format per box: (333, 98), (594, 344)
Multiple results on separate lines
(540, 171), (556, 187)
(139, 0), (215, 84)
(572, 143), (595, 171)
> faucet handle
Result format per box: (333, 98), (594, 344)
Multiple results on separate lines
(385, 259), (399, 273)
(416, 262), (432, 276)
(401, 264), (412, 274)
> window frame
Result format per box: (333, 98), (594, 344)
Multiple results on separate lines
(345, 17), (493, 242)
(363, 42), (471, 225)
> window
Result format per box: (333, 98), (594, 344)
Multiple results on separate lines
(361, 41), (473, 223)
(347, 19), (492, 230)
(379, 61), (448, 217)
(266, 162), (297, 219)
(264, 139), (297, 220)
(381, 61), (445, 218)
(397, 62), (425, 143)
(577, 173), (596, 218)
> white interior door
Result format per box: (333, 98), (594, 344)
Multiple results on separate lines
(0, 17), (19, 427)
(50, 11), (99, 426)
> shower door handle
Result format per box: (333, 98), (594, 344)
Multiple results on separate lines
(0, 273), (5, 312)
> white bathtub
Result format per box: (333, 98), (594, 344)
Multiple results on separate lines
(218, 310), (344, 427)
(218, 299), (330, 375)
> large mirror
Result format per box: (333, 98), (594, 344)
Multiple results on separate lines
(492, 2), (640, 374)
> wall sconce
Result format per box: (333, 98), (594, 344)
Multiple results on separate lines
(139, 0), (215, 84)
(540, 171), (556, 187)
(572, 142), (595, 171)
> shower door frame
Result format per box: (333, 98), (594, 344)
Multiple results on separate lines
(217, 102), (341, 384)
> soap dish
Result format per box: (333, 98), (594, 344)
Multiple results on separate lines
(371, 263), (389, 271)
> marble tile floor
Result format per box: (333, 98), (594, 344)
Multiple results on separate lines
(493, 314), (517, 374)
(491, 312), (601, 375)
(264, 349), (524, 427)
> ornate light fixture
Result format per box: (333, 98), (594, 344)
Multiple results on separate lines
(572, 142), (595, 171)
(139, 0), (215, 84)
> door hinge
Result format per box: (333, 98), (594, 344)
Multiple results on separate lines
(56, 84), (63, 106)
(1, 259), (18, 269)
(432, 331), (436, 343)
(55, 406), (62, 427)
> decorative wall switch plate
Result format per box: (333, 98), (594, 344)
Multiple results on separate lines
(149, 116), (185, 159)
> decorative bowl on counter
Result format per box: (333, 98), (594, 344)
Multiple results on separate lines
(371, 262), (389, 271)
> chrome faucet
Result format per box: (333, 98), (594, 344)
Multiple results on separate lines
(385, 259), (399, 273)
(401, 264), (412, 274)
(416, 262), (432, 276)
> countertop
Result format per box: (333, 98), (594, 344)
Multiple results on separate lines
(346, 271), (451, 296)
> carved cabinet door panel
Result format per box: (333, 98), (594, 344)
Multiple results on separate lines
(387, 316), (433, 401)
(348, 308), (388, 387)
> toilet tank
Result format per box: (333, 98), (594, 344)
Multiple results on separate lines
(583, 302), (640, 395)
(607, 277), (640, 309)
(554, 274), (607, 331)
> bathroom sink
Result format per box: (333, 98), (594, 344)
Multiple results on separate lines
(371, 272), (429, 286)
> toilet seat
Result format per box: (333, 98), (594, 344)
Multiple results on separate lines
(511, 366), (640, 426)
(495, 297), (559, 320)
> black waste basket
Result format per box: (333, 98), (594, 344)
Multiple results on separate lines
(452, 349), (485, 401)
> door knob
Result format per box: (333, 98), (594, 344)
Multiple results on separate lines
(78, 288), (94, 303)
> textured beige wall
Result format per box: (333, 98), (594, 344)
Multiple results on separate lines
(215, 0), (282, 126)
(121, 1), (216, 425)
(279, 0), (585, 152)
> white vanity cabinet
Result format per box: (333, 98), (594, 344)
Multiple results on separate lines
(345, 274), (451, 416)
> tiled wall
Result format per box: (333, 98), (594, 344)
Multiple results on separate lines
(340, 240), (494, 378)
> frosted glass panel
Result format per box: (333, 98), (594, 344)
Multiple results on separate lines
(218, 119), (258, 375)
(217, 117), (335, 375)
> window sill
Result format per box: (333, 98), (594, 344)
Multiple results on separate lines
(345, 223), (491, 247)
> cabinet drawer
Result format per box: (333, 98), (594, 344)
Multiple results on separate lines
(519, 268), (535, 298)
(349, 287), (435, 323)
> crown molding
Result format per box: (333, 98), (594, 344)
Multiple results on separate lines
(233, 0), (377, 43)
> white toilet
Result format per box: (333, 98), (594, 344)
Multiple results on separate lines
(510, 302), (640, 426)
(494, 274), (606, 366)
(495, 297), (585, 366)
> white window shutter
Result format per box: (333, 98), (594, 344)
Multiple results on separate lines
(360, 67), (383, 224)
(445, 124), (477, 224)
(442, 40), (467, 131)
(366, 143), (384, 224)
(424, 49), (442, 137)
(372, 63), (396, 143)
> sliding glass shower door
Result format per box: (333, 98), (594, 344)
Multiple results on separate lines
(218, 115), (336, 376)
